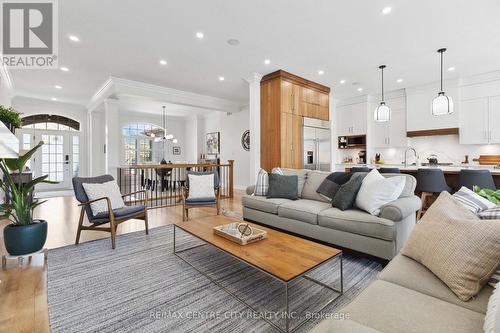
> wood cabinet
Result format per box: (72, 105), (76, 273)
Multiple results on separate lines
(260, 70), (331, 171)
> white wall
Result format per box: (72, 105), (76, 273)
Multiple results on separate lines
(199, 108), (251, 188)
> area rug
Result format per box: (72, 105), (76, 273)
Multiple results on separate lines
(47, 225), (382, 333)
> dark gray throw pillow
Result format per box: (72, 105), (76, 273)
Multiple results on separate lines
(317, 172), (353, 200)
(332, 173), (366, 210)
(267, 174), (298, 200)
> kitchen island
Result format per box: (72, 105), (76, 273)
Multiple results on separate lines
(339, 163), (500, 190)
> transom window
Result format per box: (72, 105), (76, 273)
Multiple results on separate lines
(122, 123), (164, 164)
(22, 114), (80, 131)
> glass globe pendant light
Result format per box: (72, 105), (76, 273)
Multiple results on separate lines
(432, 48), (453, 115)
(374, 65), (391, 122)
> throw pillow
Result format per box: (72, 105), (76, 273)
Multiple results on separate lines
(401, 192), (500, 301)
(478, 206), (500, 220)
(332, 173), (365, 211)
(253, 168), (284, 196)
(301, 170), (331, 203)
(317, 172), (353, 200)
(82, 180), (125, 216)
(187, 174), (215, 200)
(489, 268), (500, 288)
(484, 282), (500, 333)
(355, 170), (406, 215)
(266, 173), (298, 200)
(453, 186), (496, 213)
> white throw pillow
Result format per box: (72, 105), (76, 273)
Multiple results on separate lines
(188, 174), (215, 200)
(355, 169), (406, 215)
(453, 186), (496, 213)
(82, 180), (125, 216)
(484, 282), (500, 333)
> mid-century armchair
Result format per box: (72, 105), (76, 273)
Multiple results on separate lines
(181, 170), (220, 221)
(72, 175), (149, 249)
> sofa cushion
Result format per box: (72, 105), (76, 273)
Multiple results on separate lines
(318, 208), (396, 241)
(379, 254), (493, 314)
(281, 168), (308, 197)
(341, 280), (485, 333)
(401, 192), (500, 301)
(278, 199), (331, 225)
(241, 195), (291, 214)
(301, 170), (331, 203)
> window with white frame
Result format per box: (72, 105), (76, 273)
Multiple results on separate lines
(122, 123), (164, 164)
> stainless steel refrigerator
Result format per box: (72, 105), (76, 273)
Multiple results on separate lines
(303, 117), (331, 171)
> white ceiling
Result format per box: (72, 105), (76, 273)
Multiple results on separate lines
(8, 0), (500, 106)
(117, 96), (219, 117)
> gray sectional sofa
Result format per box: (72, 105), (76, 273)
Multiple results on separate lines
(242, 169), (421, 260)
(310, 254), (493, 333)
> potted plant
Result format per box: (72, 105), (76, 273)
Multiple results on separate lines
(0, 105), (22, 134)
(0, 141), (56, 255)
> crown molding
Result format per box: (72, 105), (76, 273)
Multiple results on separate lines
(87, 77), (242, 113)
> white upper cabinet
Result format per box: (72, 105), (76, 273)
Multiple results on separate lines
(336, 102), (367, 136)
(459, 79), (500, 144)
(370, 96), (407, 148)
(406, 83), (459, 131)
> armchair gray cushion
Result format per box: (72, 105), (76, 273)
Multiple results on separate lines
(92, 205), (146, 224)
(379, 196), (422, 221)
(185, 197), (217, 205)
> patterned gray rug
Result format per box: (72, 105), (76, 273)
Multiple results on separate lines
(47, 225), (382, 333)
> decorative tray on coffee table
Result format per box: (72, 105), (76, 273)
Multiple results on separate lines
(213, 222), (267, 245)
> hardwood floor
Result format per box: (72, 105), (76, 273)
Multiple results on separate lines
(0, 191), (245, 333)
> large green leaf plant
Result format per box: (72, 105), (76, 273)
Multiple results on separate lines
(0, 141), (57, 225)
(474, 185), (500, 205)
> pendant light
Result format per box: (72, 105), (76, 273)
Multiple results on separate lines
(432, 48), (453, 115)
(374, 65), (391, 122)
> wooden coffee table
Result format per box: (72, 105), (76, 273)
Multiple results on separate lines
(173, 216), (343, 332)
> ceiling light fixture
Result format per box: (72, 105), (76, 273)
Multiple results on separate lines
(60, 67), (69, 72)
(357, 87), (363, 92)
(68, 35), (80, 42)
(432, 48), (453, 116)
(54, 85), (62, 89)
(340, 80), (346, 84)
(51, 98), (57, 101)
(447, 66), (455, 71)
(264, 59), (271, 65)
(374, 65), (391, 122)
(397, 78), (403, 83)
(196, 32), (204, 39)
(159, 59), (167, 66)
(382, 6), (392, 15)
(318, 70), (325, 75)
(218, 76), (225, 81)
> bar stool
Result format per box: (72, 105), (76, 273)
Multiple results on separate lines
(415, 168), (452, 220)
(458, 169), (496, 190)
(351, 167), (371, 173)
(379, 167), (400, 174)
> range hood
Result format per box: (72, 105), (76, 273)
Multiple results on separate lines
(0, 121), (19, 158)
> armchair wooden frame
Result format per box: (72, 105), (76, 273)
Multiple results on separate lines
(75, 190), (149, 249)
(181, 186), (220, 221)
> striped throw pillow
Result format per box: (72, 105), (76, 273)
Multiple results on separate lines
(489, 268), (500, 288)
(453, 186), (496, 213)
(253, 168), (284, 196)
(478, 206), (500, 220)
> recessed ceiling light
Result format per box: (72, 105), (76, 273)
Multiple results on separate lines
(264, 59), (271, 65)
(318, 70), (325, 75)
(357, 87), (364, 92)
(397, 78), (403, 83)
(218, 76), (225, 81)
(382, 6), (392, 15)
(60, 66), (69, 72)
(340, 80), (346, 84)
(159, 60), (167, 66)
(227, 38), (240, 46)
(51, 97), (57, 101)
(196, 32), (204, 39)
(68, 35), (80, 42)
(447, 66), (456, 71)
(54, 85), (62, 89)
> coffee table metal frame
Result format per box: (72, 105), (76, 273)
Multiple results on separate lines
(173, 224), (343, 333)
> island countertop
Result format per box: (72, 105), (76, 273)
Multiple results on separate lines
(336, 163), (500, 175)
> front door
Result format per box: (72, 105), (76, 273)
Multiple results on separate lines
(16, 129), (81, 191)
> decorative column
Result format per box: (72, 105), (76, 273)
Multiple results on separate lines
(245, 72), (263, 183)
(103, 98), (120, 178)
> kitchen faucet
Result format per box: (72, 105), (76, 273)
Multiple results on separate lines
(404, 147), (418, 167)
